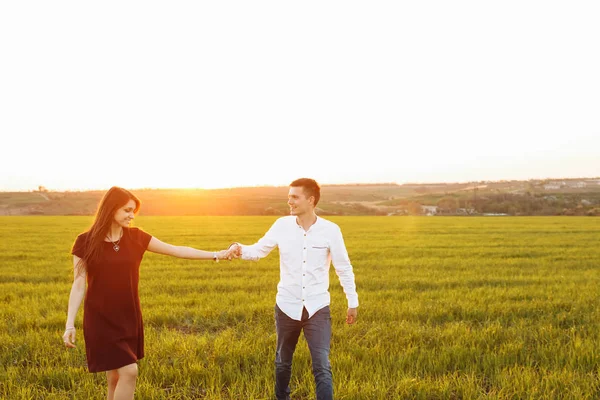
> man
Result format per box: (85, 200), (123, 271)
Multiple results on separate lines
(230, 178), (359, 400)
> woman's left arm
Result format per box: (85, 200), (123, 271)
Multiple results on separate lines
(147, 237), (232, 260)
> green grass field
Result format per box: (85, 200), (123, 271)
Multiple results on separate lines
(1, 216), (599, 399)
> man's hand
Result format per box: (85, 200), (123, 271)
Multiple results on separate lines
(346, 308), (358, 325)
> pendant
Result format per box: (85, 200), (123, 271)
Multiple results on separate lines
(113, 244), (120, 252)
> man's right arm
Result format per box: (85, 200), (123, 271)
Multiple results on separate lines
(235, 220), (280, 261)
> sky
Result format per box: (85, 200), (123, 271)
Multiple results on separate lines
(1, 1), (599, 191)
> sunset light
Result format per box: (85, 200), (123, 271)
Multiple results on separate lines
(1, 2), (599, 192)
(2, 2), (600, 399)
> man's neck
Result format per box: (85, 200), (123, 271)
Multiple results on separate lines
(296, 212), (317, 231)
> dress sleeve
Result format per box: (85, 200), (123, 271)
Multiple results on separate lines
(131, 227), (152, 252)
(71, 233), (88, 258)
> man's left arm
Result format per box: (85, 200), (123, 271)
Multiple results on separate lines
(330, 226), (359, 324)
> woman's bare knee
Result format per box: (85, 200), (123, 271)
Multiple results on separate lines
(117, 363), (138, 381)
(107, 370), (119, 385)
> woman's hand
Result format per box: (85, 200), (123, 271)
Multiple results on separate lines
(216, 249), (232, 261)
(217, 245), (241, 261)
(63, 327), (76, 348)
(229, 244), (242, 258)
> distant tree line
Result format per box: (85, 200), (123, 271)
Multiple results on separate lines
(474, 192), (600, 216)
(391, 192), (600, 216)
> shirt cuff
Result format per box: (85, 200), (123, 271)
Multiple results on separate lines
(239, 244), (259, 261)
(347, 296), (359, 308)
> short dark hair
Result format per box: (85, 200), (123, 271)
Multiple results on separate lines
(290, 178), (321, 206)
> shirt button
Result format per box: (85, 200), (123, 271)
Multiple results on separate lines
(303, 274), (305, 276)
(304, 234), (306, 236)
(303, 261), (306, 263)
(304, 247), (306, 250)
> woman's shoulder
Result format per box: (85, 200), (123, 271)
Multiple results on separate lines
(75, 231), (90, 241)
(125, 226), (152, 240)
(72, 231), (91, 256)
(125, 226), (148, 235)
(125, 226), (152, 250)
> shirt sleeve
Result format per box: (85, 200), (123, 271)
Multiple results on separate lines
(330, 226), (359, 308)
(240, 219), (280, 261)
(71, 233), (87, 258)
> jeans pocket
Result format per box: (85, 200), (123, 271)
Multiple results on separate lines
(313, 306), (330, 321)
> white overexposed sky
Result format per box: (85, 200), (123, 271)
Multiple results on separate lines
(1, 1), (599, 191)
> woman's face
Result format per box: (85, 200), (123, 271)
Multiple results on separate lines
(113, 199), (137, 228)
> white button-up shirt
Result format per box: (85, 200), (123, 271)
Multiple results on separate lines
(240, 215), (359, 321)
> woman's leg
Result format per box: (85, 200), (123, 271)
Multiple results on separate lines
(113, 363), (138, 400)
(106, 370), (119, 400)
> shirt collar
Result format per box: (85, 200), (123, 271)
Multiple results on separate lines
(295, 215), (320, 232)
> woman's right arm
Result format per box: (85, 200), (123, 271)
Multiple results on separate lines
(63, 255), (86, 348)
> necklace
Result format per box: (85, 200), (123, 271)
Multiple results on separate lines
(106, 229), (123, 252)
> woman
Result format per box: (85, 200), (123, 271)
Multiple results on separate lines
(62, 186), (234, 400)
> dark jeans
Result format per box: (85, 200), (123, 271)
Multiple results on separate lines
(274, 304), (333, 400)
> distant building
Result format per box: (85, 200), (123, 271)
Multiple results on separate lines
(544, 183), (561, 190)
(421, 205), (438, 216)
(568, 181), (587, 188)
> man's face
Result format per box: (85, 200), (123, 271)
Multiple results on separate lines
(288, 186), (313, 216)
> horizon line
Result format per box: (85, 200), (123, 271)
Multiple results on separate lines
(2, 175), (600, 193)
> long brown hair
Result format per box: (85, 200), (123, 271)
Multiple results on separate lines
(76, 187), (141, 275)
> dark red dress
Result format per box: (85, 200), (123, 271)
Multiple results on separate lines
(71, 227), (152, 373)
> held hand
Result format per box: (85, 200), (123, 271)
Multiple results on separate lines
(63, 327), (76, 348)
(228, 243), (242, 259)
(346, 308), (358, 325)
(216, 249), (232, 261)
